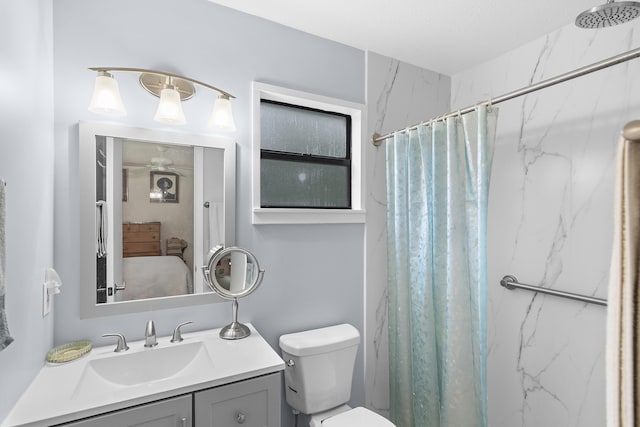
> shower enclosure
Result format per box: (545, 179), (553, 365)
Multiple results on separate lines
(365, 21), (640, 427)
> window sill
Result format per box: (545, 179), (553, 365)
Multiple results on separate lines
(252, 208), (366, 225)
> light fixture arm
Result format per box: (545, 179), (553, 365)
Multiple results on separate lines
(88, 67), (235, 99)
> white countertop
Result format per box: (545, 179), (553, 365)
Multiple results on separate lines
(2, 324), (284, 427)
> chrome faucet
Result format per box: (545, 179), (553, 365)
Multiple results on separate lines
(171, 321), (193, 343)
(144, 320), (157, 347)
(102, 333), (129, 352)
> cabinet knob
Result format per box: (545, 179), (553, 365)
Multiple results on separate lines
(180, 417), (189, 427)
(236, 411), (246, 424)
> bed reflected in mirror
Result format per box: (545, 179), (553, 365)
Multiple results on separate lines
(80, 122), (236, 318)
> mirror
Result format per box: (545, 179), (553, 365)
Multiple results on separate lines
(203, 246), (264, 339)
(79, 122), (236, 318)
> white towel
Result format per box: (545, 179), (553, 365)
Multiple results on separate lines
(606, 120), (640, 427)
(0, 178), (14, 351)
(204, 202), (222, 257)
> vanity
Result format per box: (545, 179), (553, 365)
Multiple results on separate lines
(0, 122), (285, 427)
(2, 123), (285, 425)
(2, 324), (284, 427)
(0, 120), (285, 425)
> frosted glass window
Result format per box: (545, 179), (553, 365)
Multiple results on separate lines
(260, 100), (351, 209)
(261, 159), (350, 208)
(261, 101), (349, 157)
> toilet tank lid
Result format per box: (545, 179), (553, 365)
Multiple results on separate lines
(279, 324), (360, 357)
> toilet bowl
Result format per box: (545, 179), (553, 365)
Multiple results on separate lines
(309, 405), (394, 427)
(279, 324), (395, 427)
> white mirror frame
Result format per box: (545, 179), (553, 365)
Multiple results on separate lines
(79, 121), (236, 318)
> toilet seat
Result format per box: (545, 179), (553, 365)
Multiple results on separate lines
(321, 407), (395, 426)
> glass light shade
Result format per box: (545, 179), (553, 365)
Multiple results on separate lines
(88, 74), (126, 116)
(154, 87), (186, 125)
(209, 95), (236, 132)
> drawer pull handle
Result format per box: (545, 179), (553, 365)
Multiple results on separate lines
(236, 411), (246, 424)
(179, 417), (188, 427)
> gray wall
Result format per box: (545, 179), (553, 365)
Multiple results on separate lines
(51, 0), (365, 425)
(0, 0), (55, 421)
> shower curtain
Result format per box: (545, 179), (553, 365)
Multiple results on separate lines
(386, 105), (498, 426)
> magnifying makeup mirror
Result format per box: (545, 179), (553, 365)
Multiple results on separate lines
(202, 246), (264, 339)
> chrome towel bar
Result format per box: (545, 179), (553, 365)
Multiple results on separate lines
(500, 275), (607, 307)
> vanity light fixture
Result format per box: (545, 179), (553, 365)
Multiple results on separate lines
(88, 71), (127, 116)
(209, 94), (235, 132)
(88, 67), (236, 131)
(154, 83), (187, 125)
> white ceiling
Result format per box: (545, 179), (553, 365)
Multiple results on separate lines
(207, 0), (604, 75)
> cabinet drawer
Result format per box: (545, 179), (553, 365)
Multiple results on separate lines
(123, 231), (160, 243)
(194, 373), (281, 427)
(62, 394), (192, 426)
(139, 222), (161, 232)
(123, 222), (160, 233)
(123, 223), (138, 233)
(123, 241), (161, 256)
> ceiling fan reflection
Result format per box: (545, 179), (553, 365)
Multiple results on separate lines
(124, 146), (192, 177)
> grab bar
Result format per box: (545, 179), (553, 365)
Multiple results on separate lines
(500, 275), (607, 307)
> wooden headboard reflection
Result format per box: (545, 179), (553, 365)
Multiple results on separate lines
(123, 222), (161, 257)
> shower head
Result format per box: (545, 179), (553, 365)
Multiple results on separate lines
(576, 0), (640, 28)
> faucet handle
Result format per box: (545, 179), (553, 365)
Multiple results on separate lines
(171, 321), (193, 343)
(102, 333), (129, 352)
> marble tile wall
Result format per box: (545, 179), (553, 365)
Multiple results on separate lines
(364, 52), (450, 418)
(452, 23), (640, 426)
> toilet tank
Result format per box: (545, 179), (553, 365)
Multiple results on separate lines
(279, 324), (360, 415)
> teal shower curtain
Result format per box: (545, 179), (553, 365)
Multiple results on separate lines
(386, 106), (498, 427)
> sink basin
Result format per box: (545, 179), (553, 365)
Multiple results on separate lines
(74, 340), (214, 396)
(90, 341), (213, 386)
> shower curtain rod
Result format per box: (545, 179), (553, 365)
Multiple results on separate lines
(372, 46), (640, 146)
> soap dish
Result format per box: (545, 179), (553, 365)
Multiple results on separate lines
(46, 340), (92, 363)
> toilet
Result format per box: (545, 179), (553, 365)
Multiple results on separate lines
(279, 324), (395, 427)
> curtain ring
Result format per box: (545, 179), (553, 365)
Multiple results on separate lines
(487, 97), (493, 112)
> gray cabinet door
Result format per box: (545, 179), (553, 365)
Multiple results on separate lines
(63, 395), (192, 427)
(194, 373), (281, 427)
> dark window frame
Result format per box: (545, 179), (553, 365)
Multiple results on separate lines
(259, 99), (353, 209)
